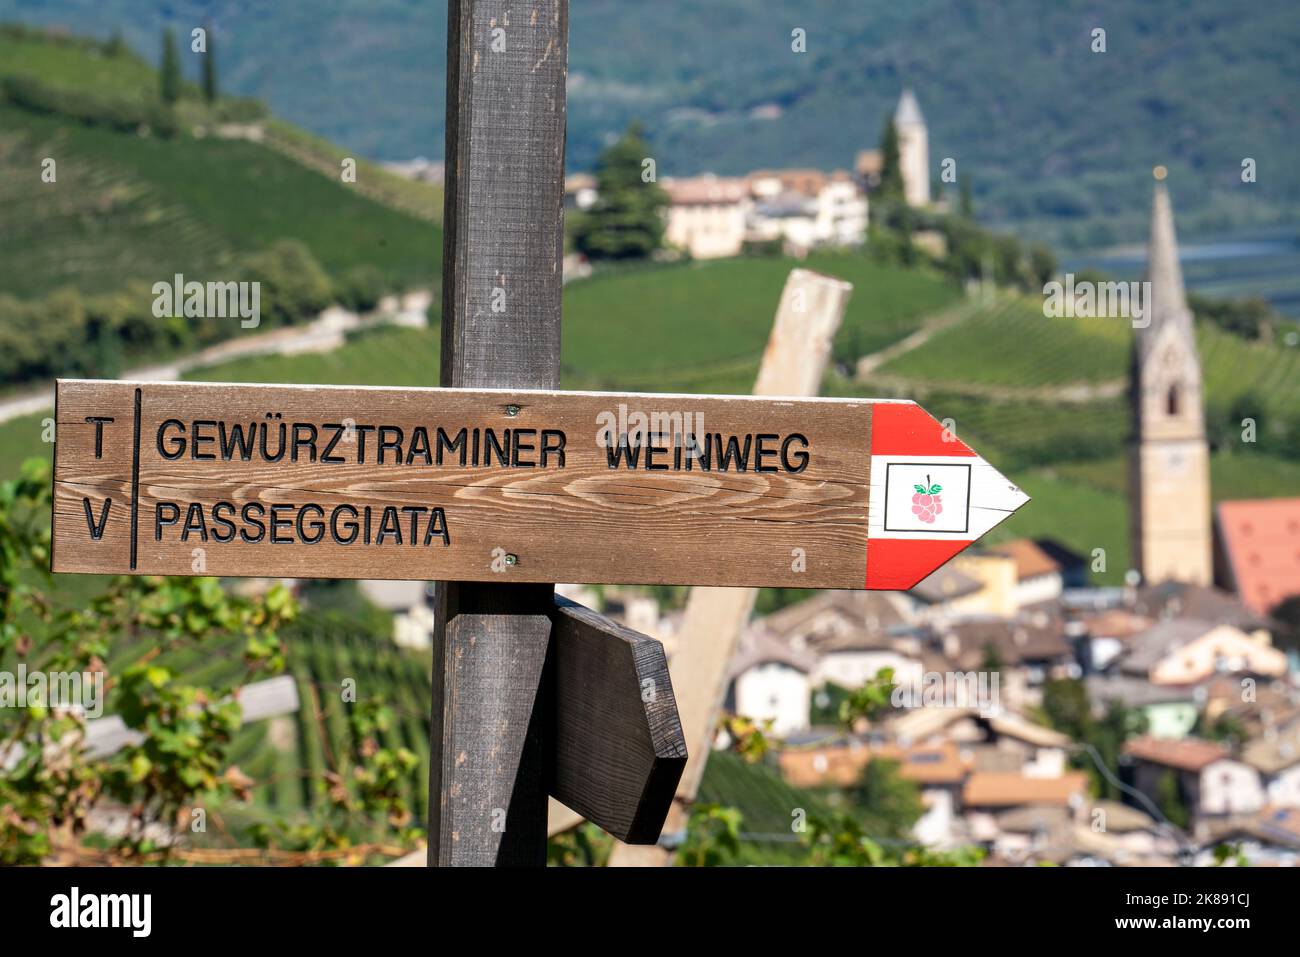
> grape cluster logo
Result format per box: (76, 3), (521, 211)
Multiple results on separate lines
(910, 475), (944, 524)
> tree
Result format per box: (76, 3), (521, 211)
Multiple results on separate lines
(202, 22), (218, 103)
(160, 27), (181, 105)
(1039, 678), (1145, 800)
(571, 122), (668, 260)
(876, 115), (904, 201)
(959, 173), (973, 219)
(1157, 769), (1190, 831)
(846, 758), (925, 840)
(1271, 595), (1300, 651)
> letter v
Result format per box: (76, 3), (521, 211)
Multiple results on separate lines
(83, 498), (112, 540)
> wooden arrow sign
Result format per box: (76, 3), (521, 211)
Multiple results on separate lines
(549, 597), (686, 843)
(51, 379), (1028, 590)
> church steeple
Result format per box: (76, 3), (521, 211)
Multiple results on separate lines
(894, 89), (930, 208)
(1137, 168), (1197, 368)
(1128, 169), (1212, 586)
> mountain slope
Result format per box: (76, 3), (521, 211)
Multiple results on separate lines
(4, 0), (1296, 247)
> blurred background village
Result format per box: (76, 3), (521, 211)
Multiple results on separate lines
(1, 2), (1298, 866)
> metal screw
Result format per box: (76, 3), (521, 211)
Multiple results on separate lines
(504, 553), (518, 566)
(505, 404), (520, 417)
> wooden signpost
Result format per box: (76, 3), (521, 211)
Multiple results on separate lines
(51, 380), (1025, 590)
(49, 0), (1029, 865)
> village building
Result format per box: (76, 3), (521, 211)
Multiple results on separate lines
(962, 772), (1089, 846)
(1117, 619), (1287, 686)
(660, 175), (751, 259)
(1123, 736), (1266, 834)
(1241, 725), (1300, 808)
(1086, 674), (1200, 739)
(725, 627), (815, 736)
(746, 168), (868, 255)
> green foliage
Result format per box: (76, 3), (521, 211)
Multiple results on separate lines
(1, 72), (177, 136)
(1189, 292), (1275, 342)
(810, 681), (851, 726)
(876, 116), (903, 202)
(803, 811), (984, 867)
(159, 27), (180, 106)
(676, 803), (742, 867)
(0, 239), (336, 387)
(1157, 769), (1190, 831)
(719, 714), (774, 763)
(0, 459), (302, 863)
(242, 239), (334, 327)
(1211, 843), (1249, 867)
(1271, 596), (1300, 650)
(571, 123), (668, 261)
(1039, 678), (1145, 800)
(0, 457), (426, 864)
(842, 757), (925, 841)
(959, 174), (973, 219)
(334, 264), (390, 313)
(1194, 710), (1248, 749)
(201, 22), (217, 104)
(547, 822), (614, 867)
(838, 667), (896, 729)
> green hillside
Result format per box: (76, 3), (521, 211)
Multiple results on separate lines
(0, 26), (442, 394)
(5, 1), (1297, 247)
(0, 104), (438, 300)
(0, 27), (440, 294)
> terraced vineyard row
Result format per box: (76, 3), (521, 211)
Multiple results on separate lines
(877, 294), (1131, 388)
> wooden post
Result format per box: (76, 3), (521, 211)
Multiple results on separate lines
(607, 268), (853, 866)
(428, 0), (569, 866)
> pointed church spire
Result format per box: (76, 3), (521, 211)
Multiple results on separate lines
(1139, 167), (1195, 358)
(895, 88), (925, 128)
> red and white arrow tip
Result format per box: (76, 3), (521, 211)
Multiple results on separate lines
(866, 401), (1030, 590)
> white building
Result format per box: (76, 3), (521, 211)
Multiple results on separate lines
(661, 175), (751, 259)
(725, 628), (815, 736)
(746, 170), (868, 254)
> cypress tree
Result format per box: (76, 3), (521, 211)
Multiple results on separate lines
(877, 115), (904, 201)
(202, 22), (218, 103)
(160, 27), (181, 105)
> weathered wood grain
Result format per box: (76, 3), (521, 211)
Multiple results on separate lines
(549, 597), (686, 843)
(51, 380), (875, 589)
(428, 0), (569, 868)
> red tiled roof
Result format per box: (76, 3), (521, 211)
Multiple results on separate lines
(778, 741), (970, 789)
(1123, 736), (1229, 772)
(662, 176), (748, 206)
(1216, 498), (1300, 615)
(962, 771), (1089, 808)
